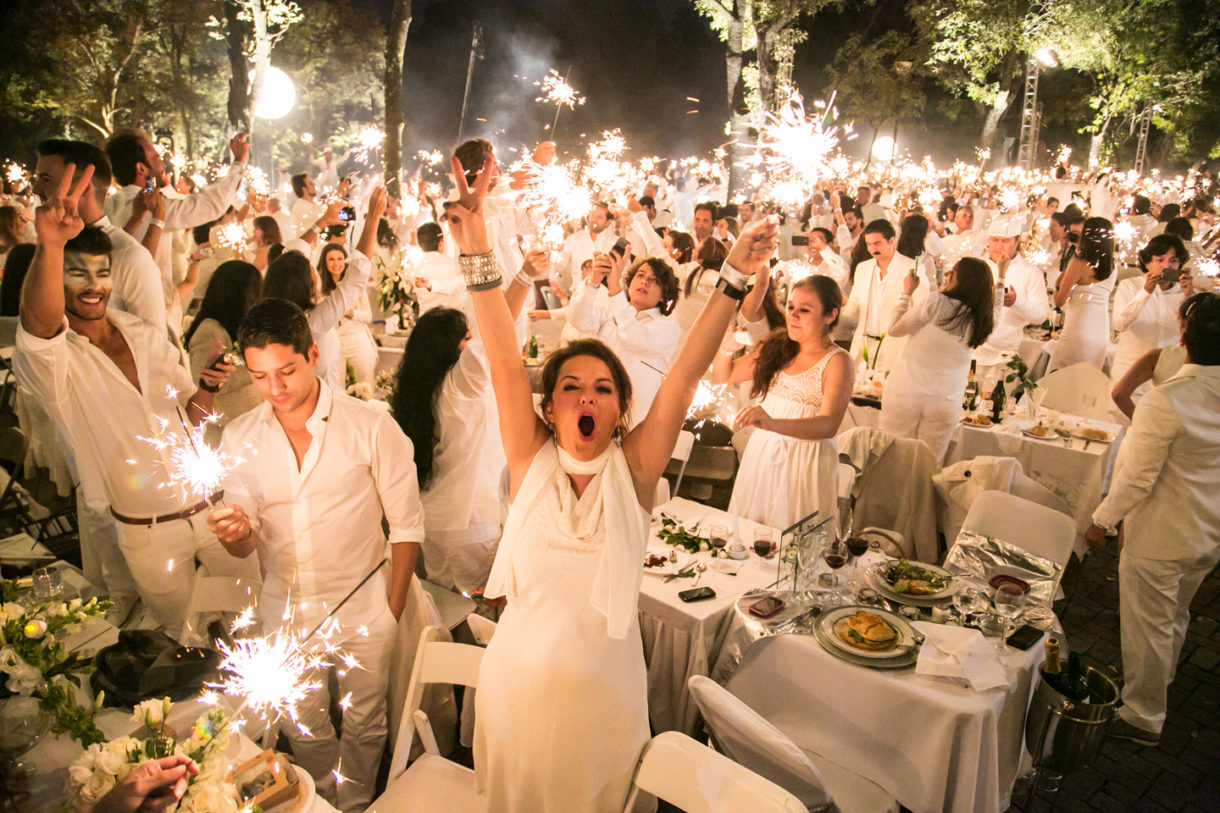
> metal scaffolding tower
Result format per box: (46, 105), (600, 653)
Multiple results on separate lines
(1017, 58), (1041, 171)
(1134, 105), (1153, 175)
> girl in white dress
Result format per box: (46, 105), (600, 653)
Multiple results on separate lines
(880, 257), (998, 460)
(716, 273), (854, 531)
(444, 150), (780, 813)
(1048, 217), (1116, 373)
(319, 244), (378, 387)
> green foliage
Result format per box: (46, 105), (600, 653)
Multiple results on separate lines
(828, 31), (927, 131)
(911, 0), (1034, 108)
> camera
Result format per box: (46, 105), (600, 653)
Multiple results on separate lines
(337, 206), (357, 223)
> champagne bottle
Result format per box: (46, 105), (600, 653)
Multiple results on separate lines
(1064, 651), (1091, 702)
(1041, 637), (1062, 692)
(527, 335), (538, 360)
(963, 360), (980, 412)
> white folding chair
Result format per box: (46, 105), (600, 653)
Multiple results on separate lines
(1038, 362), (1114, 422)
(961, 490), (1077, 569)
(687, 676), (898, 813)
(178, 569), (262, 647)
(368, 626), (484, 813)
(465, 613), (497, 646)
(623, 730), (808, 813)
(667, 429), (696, 497)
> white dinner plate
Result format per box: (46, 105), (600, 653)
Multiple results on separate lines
(814, 606), (919, 667)
(869, 562), (957, 605)
(643, 545), (695, 578)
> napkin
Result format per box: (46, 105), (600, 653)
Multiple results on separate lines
(912, 622), (1009, 691)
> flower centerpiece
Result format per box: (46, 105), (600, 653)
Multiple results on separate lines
(1003, 353), (1044, 420)
(377, 247), (421, 334)
(0, 578), (111, 748)
(67, 698), (240, 812)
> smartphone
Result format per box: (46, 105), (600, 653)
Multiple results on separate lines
(337, 206), (357, 223)
(791, 235), (810, 246)
(748, 596), (785, 618)
(1006, 624), (1044, 651)
(678, 586), (716, 603)
(610, 236), (631, 257)
(144, 178), (156, 193)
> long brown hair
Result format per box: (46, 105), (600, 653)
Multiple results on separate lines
(941, 257), (996, 348)
(751, 275), (842, 399)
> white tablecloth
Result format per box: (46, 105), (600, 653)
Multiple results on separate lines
(947, 411), (1124, 550)
(724, 630), (1041, 813)
(638, 497), (781, 735)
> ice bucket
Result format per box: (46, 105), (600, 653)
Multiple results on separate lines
(1025, 666), (1119, 775)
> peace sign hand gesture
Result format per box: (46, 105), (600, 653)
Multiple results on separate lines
(446, 153), (493, 256)
(35, 163), (94, 248)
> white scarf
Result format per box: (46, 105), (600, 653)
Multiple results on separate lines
(483, 439), (648, 639)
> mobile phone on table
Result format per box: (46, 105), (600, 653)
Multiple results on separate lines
(610, 236), (631, 257)
(1006, 624), (1044, 651)
(748, 596), (785, 618)
(678, 586), (716, 603)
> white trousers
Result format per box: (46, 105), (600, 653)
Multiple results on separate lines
(286, 604), (397, 811)
(114, 512), (257, 638)
(338, 322), (378, 387)
(879, 393), (960, 461)
(1117, 550), (1218, 733)
(77, 488), (137, 601)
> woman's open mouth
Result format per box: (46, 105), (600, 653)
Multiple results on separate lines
(578, 414), (596, 440)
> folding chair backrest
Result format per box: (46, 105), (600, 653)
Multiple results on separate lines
(961, 490), (1077, 568)
(179, 570), (262, 646)
(1038, 362), (1114, 422)
(687, 675), (832, 810)
(465, 613), (497, 646)
(624, 730), (807, 813)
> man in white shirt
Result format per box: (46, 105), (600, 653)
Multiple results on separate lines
(103, 131), (248, 302)
(558, 201), (616, 291)
(859, 185), (888, 225)
(309, 145), (350, 193)
(16, 163), (254, 638)
(567, 253), (681, 427)
(776, 227), (848, 292)
(842, 219), (932, 373)
(290, 173), (325, 239)
(941, 205), (987, 262)
(972, 217), (1050, 383)
(413, 221), (465, 312)
(210, 298), (423, 809)
(692, 201), (716, 253)
(1086, 294), (1220, 747)
(1110, 234), (1191, 385)
(829, 191), (864, 267)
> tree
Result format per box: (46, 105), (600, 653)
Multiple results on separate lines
(383, 0), (412, 198)
(827, 31), (927, 163)
(693, 0), (833, 194)
(911, 0), (1047, 162)
(212, 0), (303, 133)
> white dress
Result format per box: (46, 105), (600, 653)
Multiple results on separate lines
(730, 348), (845, 530)
(474, 442), (649, 813)
(1048, 273), (1115, 372)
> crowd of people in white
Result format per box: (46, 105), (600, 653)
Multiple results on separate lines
(1, 128), (1218, 811)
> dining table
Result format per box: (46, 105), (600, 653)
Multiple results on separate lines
(713, 559), (1054, 813)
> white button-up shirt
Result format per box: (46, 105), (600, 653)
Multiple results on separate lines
(845, 252), (932, 373)
(567, 288), (681, 428)
(105, 162), (246, 289)
(89, 215), (169, 334)
(13, 311), (197, 516)
(1093, 364), (1220, 561)
(974, 256), (1051, 366)
(415, 251), (465, 313)
(559, 226), (618, 290)
(221, 381), (425, 632)
(1111, 277), (1184, 378)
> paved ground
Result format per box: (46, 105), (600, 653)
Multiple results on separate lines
(1006, 544), (1220, 813)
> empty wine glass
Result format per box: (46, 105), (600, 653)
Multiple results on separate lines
(992, 583), (1026, 648)
(953, 587), (985, 624)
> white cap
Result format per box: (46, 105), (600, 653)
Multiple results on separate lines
(988, 217), (1024, 239)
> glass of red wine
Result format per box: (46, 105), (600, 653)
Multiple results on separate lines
(821, 538), (849, 601)
(708, 523), (729, 554)
(753, 527), (775, 557)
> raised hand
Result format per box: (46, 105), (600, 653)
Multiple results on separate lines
(446, 153), (493, 255)
(521, 246), (550, 279)
(230, 132), (251, 164)
(724, 215), (779, 276)
(35, 162), (94, 248)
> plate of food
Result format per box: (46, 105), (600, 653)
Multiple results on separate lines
(643, 545), (695, 578)
(1021, 423), (1056, 441)
(816, 607), (919, 664)
(962, 413), (994, 428)
(1071, 426), (1114, 443)
(870, 560), (956, 604)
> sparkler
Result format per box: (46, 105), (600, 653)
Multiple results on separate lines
(512, 159), (593, 250)
(301, 132), (314, 144)
(535, 67), (585, 134)
(753, 90), (844, 209)
(351, 125), (386, 165)
(244, 165), (271, 196)
(5, 161), (28, 188)
(138, 390), (244, 503)
(215, 221), (250, 254)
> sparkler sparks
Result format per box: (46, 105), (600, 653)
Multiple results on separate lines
(753, 90), (844, 209)
(215, 221), (250, 254)
(213, 626), (327, 729)
(512, 159), (593, 250)
(139, 400), (244, 502)
(244, 165), (271, 196)
(5, 161), (28, 188)
(351, 125), (386, 165)
(534, 69), (585, 110)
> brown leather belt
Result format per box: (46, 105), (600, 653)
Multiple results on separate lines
(110, 492), (224, 526)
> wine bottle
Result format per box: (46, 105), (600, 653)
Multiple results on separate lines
(1064, 651), (1091, 702)
(963, 360), (980, 411)
(527, 335), (538, 360)
(990, 378), (1006, 423)
(1041, 637), (1063, 692)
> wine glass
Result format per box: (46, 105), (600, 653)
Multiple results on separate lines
(821, 538), (849, 600)
(952, 587), (984, 624)
(992, 583), (1026, 649)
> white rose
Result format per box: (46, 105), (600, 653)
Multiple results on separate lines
(46, 602), (68, 618)
(79, 771), (116, 806)
(0, 602), (26, 622)
(132, 698), (166, 728)
(93, 744), (125, 776)
(67, 761), (97, 790)
(183, 780), (229, 812)
(4, 660), (41, 694)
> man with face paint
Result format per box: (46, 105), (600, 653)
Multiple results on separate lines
(14, 162), (256, 639)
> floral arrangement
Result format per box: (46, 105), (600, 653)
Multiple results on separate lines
(345, 382), (375, 401)
(376, 250), (419, 333)
(0, 578), (111, 746)
(67, 697), (242, 812)
(375, 369), (398, 409)
(861, 334), (885, 371)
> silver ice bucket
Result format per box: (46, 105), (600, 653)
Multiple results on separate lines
(1024, 666), (1119, 775)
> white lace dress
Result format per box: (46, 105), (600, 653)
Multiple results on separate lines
(474, 443), (649, 813)
(730, 348), (845, 530)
